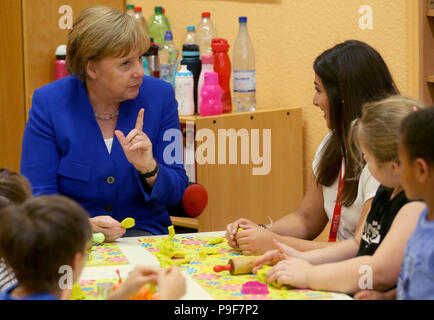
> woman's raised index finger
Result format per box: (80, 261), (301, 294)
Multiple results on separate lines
(135, 108), (144, 131)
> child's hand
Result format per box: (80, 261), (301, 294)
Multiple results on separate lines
(107, 265), (159, 300)
(157, 266), (186, 300)
(252, 240), (303, 273)
(265, 257), (312, 289)
(252, 249), (286, 273)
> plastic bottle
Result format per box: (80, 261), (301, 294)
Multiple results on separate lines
(144, 38), (160, 78)
(148, 6), (170, 47)
(196, 12), (217, 57)
(160, 31), (179, 83)
(175, 65), (195, 116)
(212, 38), (232, 113)
(233, 17), (256, 112)
(183, 25), (197, 45)
(161, 7), (171, 30)
(172, 44), (202, 113)
(197, 54), (214, 112)
(200, 72), (222, 117)
(126, 4), (135, 16)
(55, 45), (69, 80)
(134, 6), (148, 36)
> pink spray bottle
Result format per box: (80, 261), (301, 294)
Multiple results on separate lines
(199, 72), (222, 117)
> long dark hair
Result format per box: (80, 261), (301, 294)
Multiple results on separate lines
(314, 40), (399, 206)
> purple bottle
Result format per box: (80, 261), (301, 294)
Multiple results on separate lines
(199, 72), (222, 116)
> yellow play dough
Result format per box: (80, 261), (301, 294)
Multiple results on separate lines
(121, 217), (135, 229)
(256, 265), (282, 288)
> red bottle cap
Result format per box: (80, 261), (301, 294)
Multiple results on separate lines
(134, 6), (142, 12)
(202, 12), (211, 18)
(211, 38), (229, 52)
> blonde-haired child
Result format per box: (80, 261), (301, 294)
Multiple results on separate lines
(253, 96), (425, 295)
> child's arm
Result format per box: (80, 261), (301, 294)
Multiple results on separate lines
(265, 201), (424, 294)
(298, 200), (369, 265)
(253, 204), (367, 270)
(107, 265), (159, 300)
(253, 237), (359, 273)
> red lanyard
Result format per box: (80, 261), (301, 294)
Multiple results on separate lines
(328, 159), (345, 242)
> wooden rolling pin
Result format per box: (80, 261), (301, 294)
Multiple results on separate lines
(213, 256), (259, 275)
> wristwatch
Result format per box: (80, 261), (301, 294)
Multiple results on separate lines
(140, 161), (159, 178)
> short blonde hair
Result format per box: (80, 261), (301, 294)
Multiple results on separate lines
(67, 6), (149, 81)
(349, 95), (424, 168)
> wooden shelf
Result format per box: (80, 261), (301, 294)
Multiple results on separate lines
(428, 75), (434, 83)
(428, 9), (434, 17)
(170, 216), (199, 229)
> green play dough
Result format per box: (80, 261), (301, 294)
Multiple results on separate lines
(92, 233), (105, 243)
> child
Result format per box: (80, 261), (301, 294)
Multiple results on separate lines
(0, 195), (186, 300)
(252, 96), (425, 295)
(395, 106), (434, 299)
(0, 168), (32, 293)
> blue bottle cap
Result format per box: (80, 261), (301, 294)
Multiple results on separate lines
(187, 25), (195, 31)
(164, 30), (173, 41)
(239, 16), (247, 23)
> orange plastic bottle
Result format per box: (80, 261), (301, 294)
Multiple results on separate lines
(211, 38), (232, 113)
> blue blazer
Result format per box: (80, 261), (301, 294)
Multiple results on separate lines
(21, 76), (188, 235)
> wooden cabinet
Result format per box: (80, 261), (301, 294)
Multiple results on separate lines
(173, 107), (304, 232)
(419, 0), (434, 105)
(0, 0), (125, 171)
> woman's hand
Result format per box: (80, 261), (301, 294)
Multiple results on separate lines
(115, 108), (156, 175)
(90, 215), (125, 242)
(107, 265), (159, 300)
(157, 266), (186, 300)
(225, 218), (258, 248)
(235, 227), (280, 255)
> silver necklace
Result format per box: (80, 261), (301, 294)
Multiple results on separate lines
(94, 109), (119, 120)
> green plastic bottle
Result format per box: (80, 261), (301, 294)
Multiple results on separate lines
(147, 6), (171, 47)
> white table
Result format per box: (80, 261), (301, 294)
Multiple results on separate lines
(79, 231), (352, 300)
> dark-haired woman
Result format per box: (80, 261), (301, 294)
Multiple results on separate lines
(225, 40), (398, 255)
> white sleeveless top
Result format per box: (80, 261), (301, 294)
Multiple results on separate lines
(312, 133), (380, 241)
